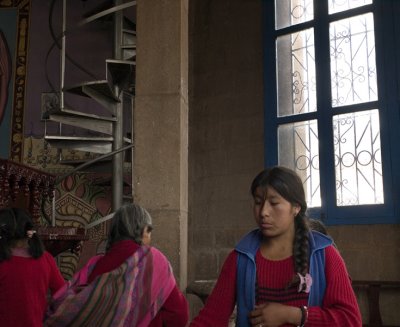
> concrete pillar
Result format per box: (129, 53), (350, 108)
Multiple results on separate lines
(134, 0), (188, 289)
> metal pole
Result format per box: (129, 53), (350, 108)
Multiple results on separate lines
(60, 0), (66, 110)
(52, 190), (56, 226)
(112, 0), (124, 211)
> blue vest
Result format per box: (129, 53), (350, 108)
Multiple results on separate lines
(235, 229), (333, 327)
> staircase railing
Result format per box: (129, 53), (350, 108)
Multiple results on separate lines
(41, 143), (135, 225)
(54, 143), (134, 185)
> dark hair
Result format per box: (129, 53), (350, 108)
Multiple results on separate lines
(308, 218), (328, 235)
(107, 204), (153, 250)
(0, 208), (44, 262)
(251, 166), (309, 288)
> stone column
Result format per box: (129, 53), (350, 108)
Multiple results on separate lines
(134, 0), (188, 289)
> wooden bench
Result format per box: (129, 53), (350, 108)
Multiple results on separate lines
(187, 279), (400, 326)
(352, 280), (400, 327)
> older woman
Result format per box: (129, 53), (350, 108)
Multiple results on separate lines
(45, 204), (189, 327)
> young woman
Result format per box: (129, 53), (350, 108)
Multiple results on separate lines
(45, 203), (189, 327)
(0, 208), (65, 327)
(190, 166), (362, 327)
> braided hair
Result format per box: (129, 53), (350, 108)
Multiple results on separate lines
(0, 208), (44, 262)
(251, 166), (310, 289)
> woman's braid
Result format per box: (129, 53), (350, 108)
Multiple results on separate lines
(287, 213), (310, 290)
(293, 214), (309, 275)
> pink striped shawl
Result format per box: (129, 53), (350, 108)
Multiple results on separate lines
(45, 245), (175, 327)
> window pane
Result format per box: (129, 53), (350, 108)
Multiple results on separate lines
(278, 120), (321, 207)
(277, 29), (316, 117)
(330, 13), (377, 107)
(333, 109), (383, 206)
(275, 0), (313, 30)
(328, 0), (372, 15)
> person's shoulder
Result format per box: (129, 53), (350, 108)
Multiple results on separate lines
(309, 230), (333, 250)
(324, 245), (348, 271)
(41, 251), (61, 267)
(147, 246), (171, 264)
(147, 245), (163, 255)
(235, 228), (261, 253)
(324, 244), (343, 261)
(42, 251), (55, 260)
(323, 245), (354, 284)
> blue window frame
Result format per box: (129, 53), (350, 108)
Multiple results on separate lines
(263, 0), (400, 224)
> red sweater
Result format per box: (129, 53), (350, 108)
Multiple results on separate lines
(0, 250), (65, 327)
(88, 240), (189, 327)
(190, 245), (362, 327)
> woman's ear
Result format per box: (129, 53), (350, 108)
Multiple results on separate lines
(293, 204), (301, 216)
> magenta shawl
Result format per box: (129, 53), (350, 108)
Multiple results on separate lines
(45, 246), (175, 327)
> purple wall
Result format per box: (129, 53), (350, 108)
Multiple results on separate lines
(25, 0), (115, 137)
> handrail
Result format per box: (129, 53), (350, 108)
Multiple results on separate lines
(78, 1), (136, 26)
(85, 212), (115, 230)
(54, 143), (135, 184)
(41, 144), (134, 225)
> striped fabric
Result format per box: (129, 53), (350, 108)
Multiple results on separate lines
(45, 246), (175, 327)
(255, 250), (309, 308)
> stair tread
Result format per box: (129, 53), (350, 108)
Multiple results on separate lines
(64, 80), (120, 102)
(45, 136), (114, 154)
(123, 16), (136, 31)
(47, 108), (117, 122)
(122, 29), (136, 35)
(121, 45), (136, 49)
(106, 60), (135, 91)
(59, 157), (111, 165)
(45, 135), (132, 143)
(106, 59), (135, 65)
(45, 135), (113, 141)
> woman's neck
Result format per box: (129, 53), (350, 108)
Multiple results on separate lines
(260, 232), (294, 260)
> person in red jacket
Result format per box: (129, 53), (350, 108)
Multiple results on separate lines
(0, 208), (65, 327)
(45, 203), (189, 327)
(190, 166), (362, 327)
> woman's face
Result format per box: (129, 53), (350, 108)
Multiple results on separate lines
(141, 225), (152, 245)
(253, 186), (300, 239)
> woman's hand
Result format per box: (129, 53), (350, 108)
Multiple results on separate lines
(248, 302), (301, 327)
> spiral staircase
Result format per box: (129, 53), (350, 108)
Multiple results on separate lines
(43, 0), (136, 212)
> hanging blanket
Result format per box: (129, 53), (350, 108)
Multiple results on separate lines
(45, 245), (175, 327)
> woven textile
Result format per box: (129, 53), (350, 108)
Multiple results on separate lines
(45, 246), (175, 327)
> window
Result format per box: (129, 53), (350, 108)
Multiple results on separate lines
(263, 0), (400, 224)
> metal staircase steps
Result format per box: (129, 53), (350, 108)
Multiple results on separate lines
(44, 107), (116, 135)
(64, 80), (120, 102)
(121, 45), (136, 61)
(122, 17), (136, 60)
(44, 135), (113, 154)
(45, 0), (136, 210)
(106, 59), (135, 92)
(45, 136), (114, 152)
